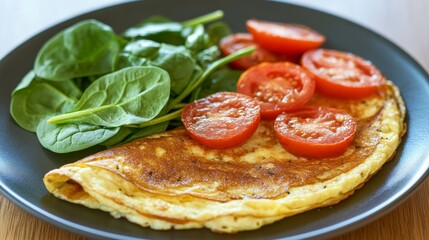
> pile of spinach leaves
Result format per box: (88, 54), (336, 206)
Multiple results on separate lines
(10, 10), (252, 153)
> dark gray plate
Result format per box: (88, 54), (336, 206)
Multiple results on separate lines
(1, 0), (429, 239)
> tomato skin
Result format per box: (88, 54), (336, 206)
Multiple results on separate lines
(246, 19), (326, 55)
(219, 33), (299, 70)
(237, 62), (315, 119)
(274, 107), (357, 158)
(301, 49), (386, 99)
(181, 92), (260, 149)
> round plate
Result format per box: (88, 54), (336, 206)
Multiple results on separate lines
(1, 0), (429, 239)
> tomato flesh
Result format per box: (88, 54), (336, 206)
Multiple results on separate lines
(237, 62), (315, 119)
(246, 19), (326, 55)
(219, 33), (299, 70)
(301, 49), (386, 99)
(274, 107), (357, 158)
(181, 92), (260, 149)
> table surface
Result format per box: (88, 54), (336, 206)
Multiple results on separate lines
(1, 0), (428, 239)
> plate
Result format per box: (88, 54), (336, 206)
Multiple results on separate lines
(1, 0), (429, 239)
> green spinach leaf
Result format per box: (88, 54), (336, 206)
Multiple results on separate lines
(184, 24), (209, 53)
(37, 119), (119, 153)
(12, 71), (36, 94)
(206, 21), (232, 45)
(195, 45), (221, 68)
(197, 67), (242, 98)
(47, 66), (170, 127)
(35, 20), (120, 81)
(117, 39), (197, 96)
(10, 71), (82, 132)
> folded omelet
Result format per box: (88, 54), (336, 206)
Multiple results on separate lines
(44, 81), (406, 233)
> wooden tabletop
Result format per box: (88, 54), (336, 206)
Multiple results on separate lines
(1, 0), (428, 239)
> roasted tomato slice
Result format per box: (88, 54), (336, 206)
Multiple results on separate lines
(301, 49), (386, 99)
(246, 19), (325, 55)
(219, 33), (299, 70)
(237, 62), (315, 119)
(274, 107), (357, 158)
(181, 92), (260, 149)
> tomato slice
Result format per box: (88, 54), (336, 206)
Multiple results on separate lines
(219, 33), (299, 70)
(246, 19), (325, 55)
(181, 92), (260, 149)
(237, 62), (315, 119)
(274, 107), (357, 158)
(301, 49), (386, 99)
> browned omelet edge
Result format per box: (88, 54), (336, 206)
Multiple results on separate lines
(43, 81), (406, 233)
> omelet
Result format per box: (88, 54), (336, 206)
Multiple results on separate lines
(43, 81), (406, 233)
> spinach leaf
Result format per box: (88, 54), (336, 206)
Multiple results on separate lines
(206, 21), (232, 45)
(191, 21), (231, 67)
(123, 39), (161, 59)
(37, 119), (119, 153)
(197, 68), (242, 98)
(152, 44), (196, 95)
(184, 24), (209, 53)
(165, 46), (255, 111)
(113, 39), (159, 70)
(47, 66), (170, 127)
(35, 20), (120, 81)
(10, 71), (82, 132)
(118, 39), (196, 95)
(195, 45), (221, 68)
(12, 71), (36, 94)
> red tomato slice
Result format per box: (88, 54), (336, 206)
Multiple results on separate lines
(219, 33), (299, 70)
(274, 107), (357, 158)
(301, 49), (386, 99)
(237, 62), (315, 119)
(181, 92), (260, 149)
(246, 19), (326, 55)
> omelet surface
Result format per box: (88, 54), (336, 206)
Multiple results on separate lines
(44, 81), (406, 233)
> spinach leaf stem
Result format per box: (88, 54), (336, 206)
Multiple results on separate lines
(135, 108), (183, 128)
(47, 105), (112, 124)
(182, 10), (224, 27)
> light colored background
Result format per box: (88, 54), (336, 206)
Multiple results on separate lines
(1, 1), (428, 240)
(0, 0), (125, 60)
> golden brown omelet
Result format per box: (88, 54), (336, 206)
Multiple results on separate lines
(43, 81), (406, 233)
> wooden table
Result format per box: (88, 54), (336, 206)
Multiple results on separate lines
(1, 0), (428, 239)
